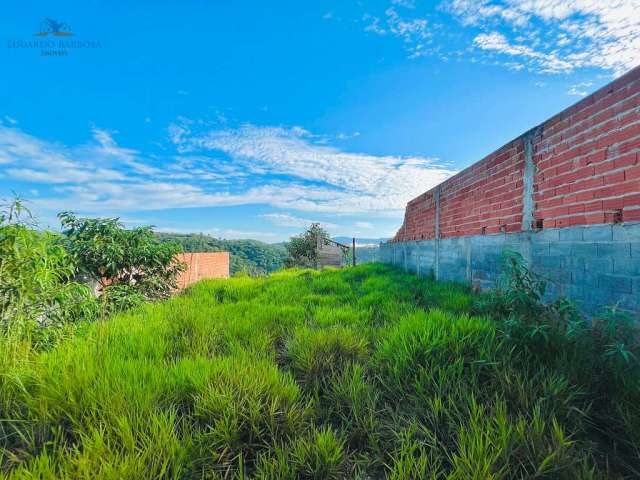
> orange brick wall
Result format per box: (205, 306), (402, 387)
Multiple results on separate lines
(176, 252), (230, 288)
(532, 69), (640, 228)
(399, 190), (439, 240)
(440, 138), (525, 237)
(393, 66), (640, 242)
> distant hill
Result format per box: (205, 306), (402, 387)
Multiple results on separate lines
(156, 233), (288, 275)
(331, 236), (390, 265)
(332, 236), (390, 247)
(157, 233), (389, 274)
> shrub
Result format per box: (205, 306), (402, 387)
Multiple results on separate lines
(0, 203), (97, 343)
(59, 212), (185, 302)
(473, 251), (640, 476)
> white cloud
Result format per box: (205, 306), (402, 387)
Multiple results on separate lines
(567, 81), (594, 96)
(0, 122), (455, 220)
(155, 226), (278, 242)
(363, 14), (387, 35)
(170, 122), (455, 214)
(446, 0), (529, 26)
(6, 167), (124, 184)
(0, 125), (125, 183)
(355, 221), (374, 229)
(260, 213), (339, 230)
(91, 127), (163, 175)
(447, 0), (640, 75)
(473, 31), (573, 73)
(91, 128), (136, 162)
(385, 7), (432, 58)
(363, 7), (433, 58)
(392, 0), (416, 8)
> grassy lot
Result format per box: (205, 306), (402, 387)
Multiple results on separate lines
(1, 264), (639, 479)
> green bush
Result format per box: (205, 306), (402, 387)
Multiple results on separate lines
(0, 199), (187, 346)
(284, 223), (329, 268)
(0, 206), (97, 344)
(59, 212), (185, 302)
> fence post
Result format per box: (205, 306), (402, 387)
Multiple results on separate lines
(352, 237), (356, 266)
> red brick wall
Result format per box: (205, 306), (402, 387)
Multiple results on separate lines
(176, 252), (230, 288)
(440, 139), (525, 237)
(393, 66), (640, 242)
(397, 190), (438, 240)
(532, 70), (640, 228)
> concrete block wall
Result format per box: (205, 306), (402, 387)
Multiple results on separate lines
(384, 66), (640, 316)
(380, 223), (640, 315)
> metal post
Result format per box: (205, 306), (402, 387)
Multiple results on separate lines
(352, 237), (356, 266)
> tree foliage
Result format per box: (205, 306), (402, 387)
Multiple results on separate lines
(285, 223), (329, 268)
(156, 232), (288, 275)
(58, 213), (185, 302)
(0, 200), (95, 340)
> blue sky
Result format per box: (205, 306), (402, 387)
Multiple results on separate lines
(1, 1), (638, 242)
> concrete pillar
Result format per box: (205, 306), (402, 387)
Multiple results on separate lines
(521, 126), (541, 267)
(521, 127), (540, 232)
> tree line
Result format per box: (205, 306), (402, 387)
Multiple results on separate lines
(155, 233), (288, 275)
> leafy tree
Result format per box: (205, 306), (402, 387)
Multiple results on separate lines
(58, 213), (185, 302)
(285, 223), (329, 268)
(0, 200), (96, 340)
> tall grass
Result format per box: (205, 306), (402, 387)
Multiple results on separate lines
(1, 263), (639, 478)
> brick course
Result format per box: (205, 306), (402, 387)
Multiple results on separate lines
(392, 66), (640, 242)
(176, 252), (230, 289)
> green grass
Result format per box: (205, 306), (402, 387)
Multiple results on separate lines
(1, 263), (639, 479)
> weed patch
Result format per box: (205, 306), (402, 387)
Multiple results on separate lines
(1, 263), (639, 478)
